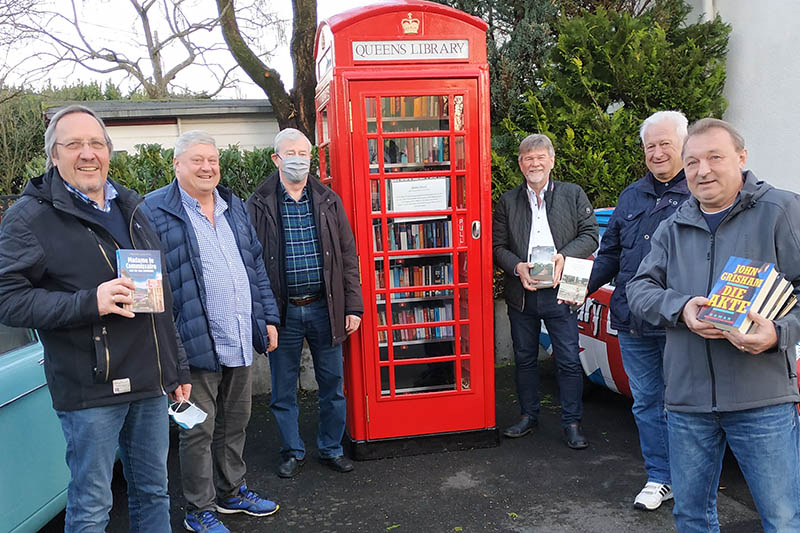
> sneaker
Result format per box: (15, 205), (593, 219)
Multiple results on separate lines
(216, 484), (279, 517)
(633, 482), (673, 511)
(183, 510), (229, 533)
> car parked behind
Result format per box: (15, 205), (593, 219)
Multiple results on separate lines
(0, 324), (69, 533)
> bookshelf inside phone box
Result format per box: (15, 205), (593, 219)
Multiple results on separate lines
(315, 0), (497, 458)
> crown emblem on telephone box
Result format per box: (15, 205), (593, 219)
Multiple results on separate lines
(401, 13), (420, 34)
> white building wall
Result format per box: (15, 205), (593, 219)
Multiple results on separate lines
(107, 124), (180, 153)
(180, 116), (281, 151)
(688, 0), (800, 193)
(106, 116), (280, 154)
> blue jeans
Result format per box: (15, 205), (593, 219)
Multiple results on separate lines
(270, 298), (346, 459)
(507, 289), (583, 426)
(56, 395), (170, 533)
(617, 331), (670, 485)
(668, 404), (800, 533)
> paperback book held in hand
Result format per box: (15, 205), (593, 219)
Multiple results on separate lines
(696, 256), (790, 333)
(528, 245), (555, 288)
(116, 249), (165, 313)
(557, 257), (594, 305)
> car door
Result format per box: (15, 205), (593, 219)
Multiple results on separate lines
(0, 325), (69, 533)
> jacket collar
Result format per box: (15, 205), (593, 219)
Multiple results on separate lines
(157, 178), (234, 219)
(24, 167), (141, 222)
(641, 170), (689, 197)
(515, 177), (555, 202)
(674, 170), (768, 229)
(251, 170), (334, 212)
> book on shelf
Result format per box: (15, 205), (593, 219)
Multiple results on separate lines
(697, 256), (780, 333)
(373, 222), (382, 252)
(556, 257), (594, 305)
(116, 249), (165, 313)
(386, 219), (451, 251)
(528, 245), (555, 288)
(370, 180), (380, 211)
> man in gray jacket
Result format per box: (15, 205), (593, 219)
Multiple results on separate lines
(628, 118), (800, 532)
(493, 134), (598, 449)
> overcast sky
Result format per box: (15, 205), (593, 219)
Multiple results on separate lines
(9, 0), (373, 98)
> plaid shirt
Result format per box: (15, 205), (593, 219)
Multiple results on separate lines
(180, 184), (253, 367)
(63, 180), (119, 212)
(280, 183), (323, 298)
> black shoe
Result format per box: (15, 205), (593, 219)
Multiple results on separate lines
(503, 415), (537, 438)
(277, 456), (305, 478)
(320, 455), (354, 473)
(563, 423), (589, 449)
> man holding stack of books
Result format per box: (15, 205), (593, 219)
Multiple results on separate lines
(492, 134), (598, 449)
(628, 118), (800, 532)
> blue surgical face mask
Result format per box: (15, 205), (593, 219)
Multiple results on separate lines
(280, 155), (311, 183)
(168, 400), (208, 430)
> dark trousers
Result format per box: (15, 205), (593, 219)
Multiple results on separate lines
(507, 288), (583, 426)
(179, 365), (252, 512)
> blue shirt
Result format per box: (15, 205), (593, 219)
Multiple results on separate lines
(63, 179), (119, 213)
(179, 184), (253, 367)
(64, 179), (131, 248)
(701, 203), (734, 235)
(280, 183), (323, 298)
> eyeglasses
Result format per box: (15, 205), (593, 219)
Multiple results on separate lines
(55, 140), (108, 151)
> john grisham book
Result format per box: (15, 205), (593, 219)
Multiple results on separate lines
(116, 249), (165, 313)
(697, 256), (778, 333)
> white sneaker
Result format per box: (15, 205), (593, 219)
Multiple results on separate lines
(633, 482), (673, 511)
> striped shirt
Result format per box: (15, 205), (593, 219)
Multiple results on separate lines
(179, 184), (253, 367)
(280, 183), (323, 298)
(63, 180), (119, 212)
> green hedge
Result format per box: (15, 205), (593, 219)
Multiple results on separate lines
(491, 4), (730, 208)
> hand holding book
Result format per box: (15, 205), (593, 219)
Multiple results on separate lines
(719, 309), (779, 354)
(685, 255), (791, 353)
(96, 277), (136, 318)
(682, 296), (727, 340)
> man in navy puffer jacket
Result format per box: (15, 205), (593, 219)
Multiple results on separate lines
(142, 131), (281, 533)
(588, 111), (691, 511)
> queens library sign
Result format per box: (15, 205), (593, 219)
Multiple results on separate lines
(352, 40), (469, 61)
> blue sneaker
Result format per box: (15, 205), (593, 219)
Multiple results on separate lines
(183, 510), (229, 533)
(216, 484), (279, 517)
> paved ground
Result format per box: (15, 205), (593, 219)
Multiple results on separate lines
(43, 359), (762, 532)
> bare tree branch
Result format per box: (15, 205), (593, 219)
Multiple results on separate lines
(4, 0), (273, 99)
(216, 0), (316, 138)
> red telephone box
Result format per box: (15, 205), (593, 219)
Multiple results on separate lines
(314, 0), (496, 458)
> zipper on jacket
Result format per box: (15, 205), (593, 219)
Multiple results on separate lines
(85, 226), (120, 384)
(86, 226), (117, 274)
(129, 201), (166, 394)
(705, 234), (718, 411)
(150, 314), (166, 395)
(101, 325), (110, 382)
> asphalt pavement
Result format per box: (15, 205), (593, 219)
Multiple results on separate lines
(43, 359), (762, 532)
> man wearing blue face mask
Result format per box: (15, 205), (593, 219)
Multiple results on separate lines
(247, 128), (363, 478)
